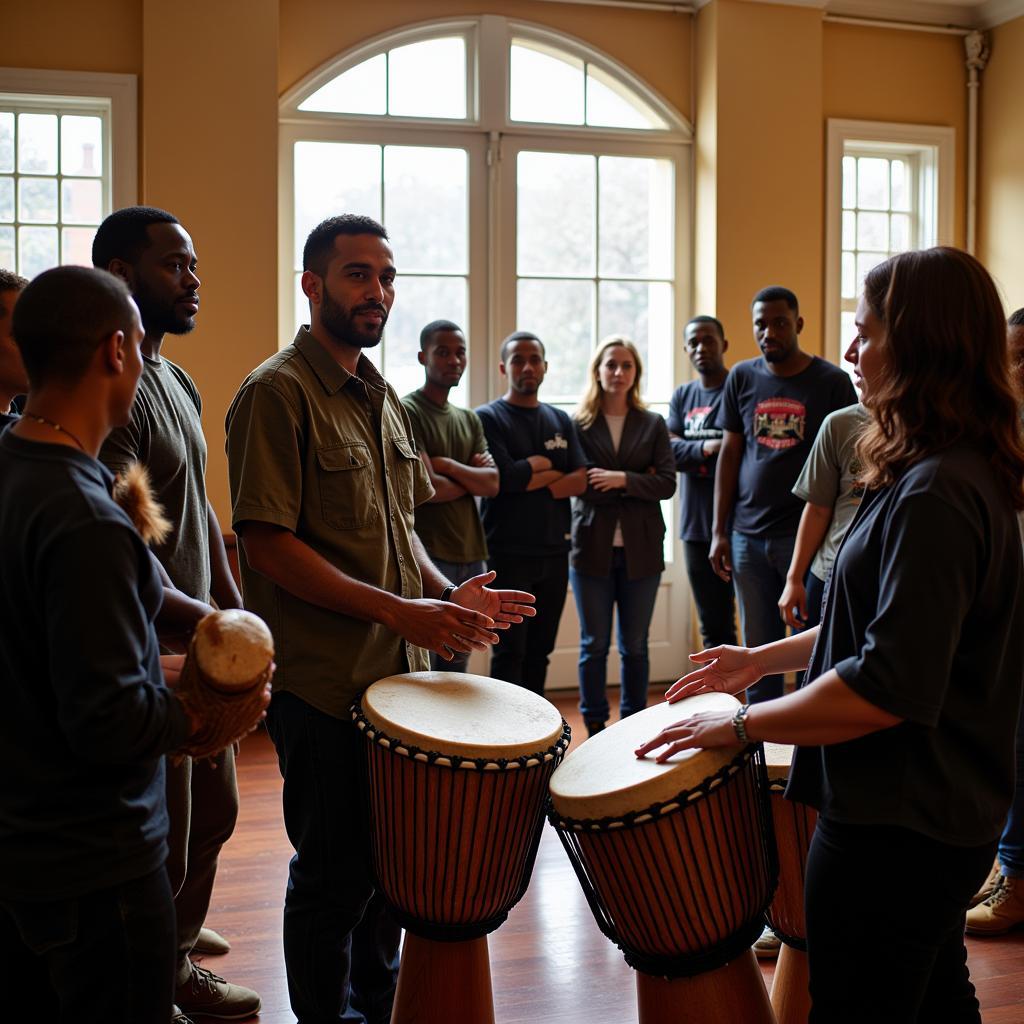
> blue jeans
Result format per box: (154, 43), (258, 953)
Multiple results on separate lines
(731, 531), (799, 703)
(428, 558), (487, 674)
(570, 549), (662, 724)
(265, 691), (400, 1024)
(998, 697), (1024, 877)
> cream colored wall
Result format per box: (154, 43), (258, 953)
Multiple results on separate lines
(978, 14), (1024, 313)
(823, 22), (967, 251)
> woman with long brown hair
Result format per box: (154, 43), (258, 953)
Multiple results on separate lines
(638, 247), (1024, 1022)
(570, 335), (676, 736)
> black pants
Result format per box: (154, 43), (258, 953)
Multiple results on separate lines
(682, 539), (737, 649)
(805, 816), (996, 1024)
(488, 553), (569, 694)
(0, 867), (176, 1024)
(266, 691), (400, 1024)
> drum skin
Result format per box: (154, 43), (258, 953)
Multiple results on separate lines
(355, 672), (567, 938)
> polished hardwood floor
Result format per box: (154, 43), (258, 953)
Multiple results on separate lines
(200, 689), (1024, 1024)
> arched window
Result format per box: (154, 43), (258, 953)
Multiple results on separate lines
(279, 15), (690, 408)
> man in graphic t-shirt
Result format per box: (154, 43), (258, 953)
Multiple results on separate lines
(667, 314), (737, 649)
(476, 331), (587, 694)
(711, 286), (857, 703)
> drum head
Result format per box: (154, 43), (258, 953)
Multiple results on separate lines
(361, 671), (564, 759)
(763, 741), (795, 783)
(549, 692), (742, 821)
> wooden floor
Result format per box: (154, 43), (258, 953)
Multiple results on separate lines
(200, 688), (1024, 1023)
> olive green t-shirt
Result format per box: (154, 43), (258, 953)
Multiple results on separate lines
(225, 329), (433, 720)
(99, 355), (211, 602)
(401, 389), (489, 564)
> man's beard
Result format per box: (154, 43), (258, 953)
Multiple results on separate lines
(135, 287), (197, 337)
(322, 289), (387, 349)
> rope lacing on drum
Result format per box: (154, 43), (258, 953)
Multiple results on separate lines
(547, 744), (760, 833)
(350, 706), (571, 771)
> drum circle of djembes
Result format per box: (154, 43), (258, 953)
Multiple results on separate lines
(764, 741), (817, 1024)
(352, 671), (569, 1024)
(548, 692), (779, 1024)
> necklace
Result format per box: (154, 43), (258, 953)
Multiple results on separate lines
(24, 413), (86, 453)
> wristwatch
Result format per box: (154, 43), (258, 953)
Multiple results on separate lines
(440, 584), (456, 602)
(732, 704), (751, 744)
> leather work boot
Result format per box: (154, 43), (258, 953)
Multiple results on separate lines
(966, 875), (1024, 936)
(176, 961), (262, 1020)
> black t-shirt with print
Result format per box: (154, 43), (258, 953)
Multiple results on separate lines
(717, 356), (857, 537)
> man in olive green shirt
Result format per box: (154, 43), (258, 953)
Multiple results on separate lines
(402, 319), (498, 672)
(225, 215), (534, 1024)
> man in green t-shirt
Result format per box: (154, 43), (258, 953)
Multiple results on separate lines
(402, 320), (498, 672)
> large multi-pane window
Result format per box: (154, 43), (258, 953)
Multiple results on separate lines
(825, 120), (954, 368)
(0, 69), (136, 280)
(279, 16), (689, 414)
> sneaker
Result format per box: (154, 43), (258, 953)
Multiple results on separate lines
(753, 925), (781, 959)
(966, 875), (1024, 936)
(176, 961), (261, 1020)
(969, 859), (1003, 909)
(192, 926), (232, 956)
(585, 720), (605, 739)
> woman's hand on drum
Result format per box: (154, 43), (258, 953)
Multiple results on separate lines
(452, 571), (537, 629)
(665, 645), (764, 702)
(634, 710), (738, 762)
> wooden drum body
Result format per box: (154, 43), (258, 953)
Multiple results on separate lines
(548, 694), (778, 1024)
(764, 742), (818, 1024)
(352, 671), (569, 1024)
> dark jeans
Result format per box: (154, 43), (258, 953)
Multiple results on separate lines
(682, 539), (737, 649)
(730, 530), (802, 702)
(265, 691), (400, 1024)
(0, 867), (176, 1024)
(570, 549), (661, 724)
(488, 553), (569, 695)
(805, 570), (825, 631)
(998, 696), (1024, 877)
(805, 817), (995, 1024)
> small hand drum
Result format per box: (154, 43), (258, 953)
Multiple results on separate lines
(548, 693), (778, 1024)
(764, 741), (817, 1024)
(352, 671), (569, 1024)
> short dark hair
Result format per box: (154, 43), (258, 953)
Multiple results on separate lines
(420, 319), (463, 351)
(12, 266), (137, 387)
(752, 286), (799, 314)
(1009, 308), (1024, 327)
(0, 268), (29, 293)
(500, 330), (545, 363)
(92, 206), (180, 269)
(685, 314), (725, 339)
(302, 215), (389, 278)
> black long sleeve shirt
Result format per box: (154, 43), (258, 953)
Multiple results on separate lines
(0, 432), (190, 900)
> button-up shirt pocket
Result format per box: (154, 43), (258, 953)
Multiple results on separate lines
(316, 442), (377, 530)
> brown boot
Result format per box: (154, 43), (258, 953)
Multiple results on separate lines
(966, 875), (1024, 935)
(969, 858), (1003, 909)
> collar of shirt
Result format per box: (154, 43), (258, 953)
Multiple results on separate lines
(294, 327), (388, 400)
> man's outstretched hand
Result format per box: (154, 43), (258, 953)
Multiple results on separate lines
(452, 570), (537, 628)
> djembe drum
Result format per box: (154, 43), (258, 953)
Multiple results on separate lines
(548, 693), (778, 1024)
(764, 741), (817, 1024)
(352, 671), (569, 1024)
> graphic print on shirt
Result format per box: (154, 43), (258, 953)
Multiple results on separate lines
(544, 432), (569, 451)
(753, 397), (806, 449)
(684, 405), (719, 441)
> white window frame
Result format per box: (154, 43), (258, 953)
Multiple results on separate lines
(0, 66), (138, 217)
(278, 15), (691, 407)
(825, 118), (954, 364)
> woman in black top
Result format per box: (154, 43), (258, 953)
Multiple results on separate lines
(637, 248), (1024, 1023)
(570, 335), (676, 737)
